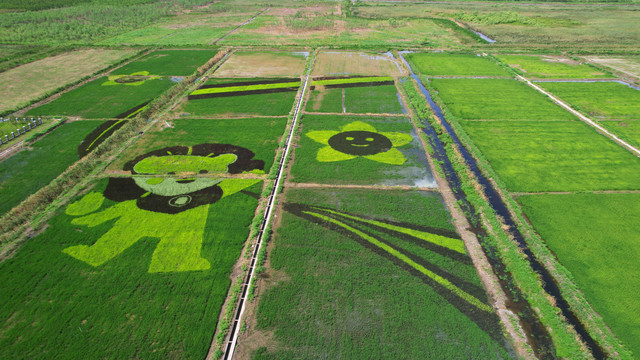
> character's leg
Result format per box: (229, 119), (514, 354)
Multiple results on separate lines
(148, 229), (210, 273)
(63, 224), (140, 267)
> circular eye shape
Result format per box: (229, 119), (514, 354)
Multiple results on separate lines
(328, 130), (393, 156)
(146, 178), (164, 185)
(169, 195), (192, 207)
(176, 178), (196, 184)
(114, 75), (149, 84)
(199, 169), (208, 174)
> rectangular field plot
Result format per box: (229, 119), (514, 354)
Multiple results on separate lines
(26, 76), (174, 119)
(99, 14), (245, 46)
(584, 56), (640, 81)
(241, 188), (514, 359)
(0, 177), (262, 359)
(405, 53), (509, 77)
(111, 50), (217, 77)
(179, 78), (298, 117)
(497, 55), (613, 79)
(213, 51), (307, 78)
(0, 120), (103, 216)
(601, 121), (640, 149)
(312, 51), (404, 76)
(430, 79), (576, 121)
(0, 49), (137, 113)
(110, 117), (287, 174)
(519, 193), (640, 356)
(289, 115), (435, 187)
(306, 84), (405, 114)
(461, 120), (640, 192)
(539, 81), (640, 120)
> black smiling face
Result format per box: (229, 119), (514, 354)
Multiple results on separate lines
(328, 130), (392, 156)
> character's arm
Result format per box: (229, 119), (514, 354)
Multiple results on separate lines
(66, 192), (105, 216)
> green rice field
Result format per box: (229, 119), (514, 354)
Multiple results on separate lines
(252, 188), (514, 359)
(179, 91), (297, 117)
(26, 76), (173, 119)
(519, 193), (640, 356)
(306, 85), (404, 114)
(404, 53), (509, 77)
(497, 55), (613, 79)
(110, 118), (287, 173)
(539, 81), (640, 120)
(290, 115), (434, 187)
(460, 120), (640, 192)
(0, 178), (262, 359)
(112, 50), (217, 76)
(0, 120), (103, 216)
(429, 78), (577, 121)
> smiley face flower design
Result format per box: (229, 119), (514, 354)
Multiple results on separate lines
(102, 71), (160, 86)
(306, 121), (413, 165)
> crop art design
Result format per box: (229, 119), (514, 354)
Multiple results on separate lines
(102, 71), (161, 86)
(63, 144), (264, 273)
(286, 202), (502, 338)
(306, 121), (412, 164)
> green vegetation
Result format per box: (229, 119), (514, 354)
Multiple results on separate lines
(429, 78), (577, 121)
(0, 121), (102, 216)
(498, 55), (613, 79)
(290, 115), (433, 186)
(26, 76), (173, 118)
(112, 118), (287, 172)
(540, 81), (640, 120)
(404, 53), (509, 77)
(0, 178), (262, 359)
(180, 92), (296, 117)
(519, 193), (640, 356)
(190, 81), (300, 96)
(253, 188), (514, 359)
(601, 121), (640, 149)
(0, 4), (169, 44)
(113, 50), (217, 77)
(307, 85), (404, 114)
(460, 120), (640, 192)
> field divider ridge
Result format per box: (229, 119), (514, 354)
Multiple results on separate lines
(221, 50), (315, 360)
(516, 74), (640, 158)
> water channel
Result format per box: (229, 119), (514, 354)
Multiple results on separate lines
(399, 52), (606, 359)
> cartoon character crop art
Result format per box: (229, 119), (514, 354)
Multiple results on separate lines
(63, 144), (264, 273)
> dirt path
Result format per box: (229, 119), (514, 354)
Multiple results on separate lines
(517, 74), (640, 158)
(0, 140), (24, 160)
(211, 8), (269, 45)
(219, 54), (314, 360)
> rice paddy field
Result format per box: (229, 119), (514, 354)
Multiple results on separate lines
(0, 49), (137, 113)
(428, 78), (576, 121)
(0, 120), (104, 216)
(289, 115), (435, 187)
(496, 55), (613, 79)
(2, 0), (640, 359)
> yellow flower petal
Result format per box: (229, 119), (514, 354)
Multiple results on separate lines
(364, 148), (406, 165)
(341, 121), (377, 133)
(317, 146), (357, 162)
(306, 130), (339, 145)
(381, 132), (413, 147)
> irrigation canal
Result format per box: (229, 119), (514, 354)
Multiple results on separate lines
(399, 52), (606, 359)
(221, 55), (313, 360)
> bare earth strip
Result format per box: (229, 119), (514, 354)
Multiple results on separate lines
(312, 51), (405, 76)
(0, 49), (137, 113)
(213, 51), (307, 78)
(584, 56), (640, 82)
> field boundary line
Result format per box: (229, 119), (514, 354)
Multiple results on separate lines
(13, 49), (153, 117)
(211, 8), (269, 45)
(513, 189), (640, 196)
(303, 111), (407, 117)
(221, 50), (314, 360)
(516, 74), (640, 158)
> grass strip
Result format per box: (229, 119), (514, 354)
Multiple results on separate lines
(190, 81), (300, 96)
(311, 76), (393, 86)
